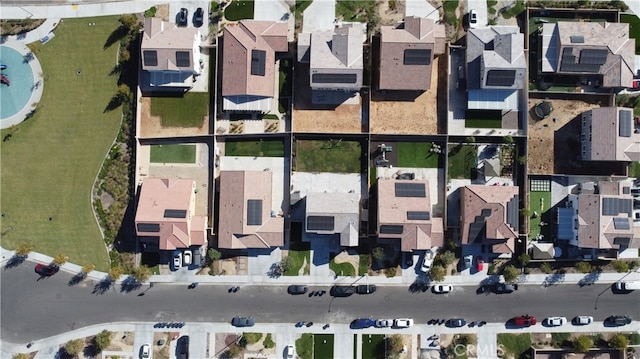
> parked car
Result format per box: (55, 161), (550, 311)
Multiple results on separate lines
(284, 345), (294, 359)
(393, 318), (414, 328)
(140, 344), (150, 359)
(177, 8), (188, 26)
(469, 9), (478, 28)
(178, 336), (189, 359)
(183, 250), (192, 266)
(572, 316), (593, 325)
(231, 316), (255, 327)
(351, 318), (375, 329)
(35, 263), (59, 276)
(606, 315), (631, 326)
(494, 283), (516, 294)
(287, 285), (308, 295)
(432, 284), (453, 294)
(375, 319), (392, 328)
(421, 247), (438, 273)
(545, 317), (567, 327)
(330, 285), (355, 297)
(446, 318), (467, 328)
(463, 255), (473, 269)
(476, 256), (484, 271)
(513, 315), (537, 327)
(614, 281), (640, 291)
(193, 7), (204, 27)
(173, 251), (182, 270)
(355, 284), (376, 294)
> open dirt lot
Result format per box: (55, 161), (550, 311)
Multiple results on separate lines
(139, 97), (209, 138)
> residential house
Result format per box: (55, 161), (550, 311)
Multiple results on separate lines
(580, 107), (640, 162)
(218, 170), (284, 249)
(460, 185), (519, 256)
(141, 17), (201, 88)
(540, 21), (635, 88)
(377, 179), (444, 252)
(305, 192), (360, 247)
(221, 20), (288, 112)
(465, 26), (526, 125)
(378, 16), (445, 91)
(557, 180), (640, 257)
(135, 178), (207, 252)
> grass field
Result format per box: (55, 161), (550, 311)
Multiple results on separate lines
(150, 93), (208, 128)
(529, 190), (551, 239)
(296, 333), (313, 359)
(224, 139), (285, 157)
(0, 17), (124, 271)
(224, 0), (255, 21)
(336, 0), (375, 22)
(150, 144), (196, 163)
(295, 139), (362, 173)
(329, 259), (355, 277)
(448, 144), (478, 179)
(361, 334), (385, 359)
(314, 334), (334, 359)
(497, 333), (531, 359)
(397, 142), (440, 168)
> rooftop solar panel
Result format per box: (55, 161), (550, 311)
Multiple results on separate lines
(251, 49), (266, 76)
(312, 73), (358, 84)
(579, 49), (608, 65)
(175, 51), (191, 68)
(394, 182), (426, 198)
(602, 197), (632, 216)
(407, 211), (430, 220)
(570, 35), (584, 43)
(164, 209), (187, 218)
(403, 49), (431, 65)
(307, 216), (335, 231)
(247, 199), (263, 226)
(506, 195), (519, 230)
(613, 217), (630, 230)
(137, 223), (160, 232)
(619, 109), (633, 137)
(379, 225), (404, 235)
(486, 69), (516, 87)
(143, 50), (158, 67)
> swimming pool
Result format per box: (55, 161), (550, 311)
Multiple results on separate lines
(0, 45), (35, 122)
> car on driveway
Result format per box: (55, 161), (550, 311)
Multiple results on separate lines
(375, 319), (392, 328)
(421, 247), (438, 273)
(545, 317), (567, 326)
(355, 284), (376, 294)
(183, 250), (192, 266)
(178, 336), (189, 359)
(35, 263), (59, 276)
(173, 251), (182, 270)
(177, 8), (188, 26)
(393, 318), (414, 328)
(193, 7), (204, 27)
(469, 9), (478, 28)
(432, 284), (453, 294)
(351, 318), (375, 329)
(285, 345), (294, 358)
(606, 315), (631, 326)
(231, 316), (255, 327)
(476, 256), (484, 271)
(463, 255), (473, 269)
(572, 316), (593, 325)
(140, 343), (150, 358)
(446, 318), (467, 328)
(513, 315), (536, 327)
(287, 285), (308, 295)
(330, 285), (355, 297)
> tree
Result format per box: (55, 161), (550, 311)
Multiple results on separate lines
(518, 253), (531, 268)
(612, 261), (629, 273)
(540, 262), (553, 274)
(608, 334), (628, 349)
(14, 243), (34, 257)
(465, 136), (476, 143)
(81, 263), (95, 275)
(94, 330), (112, 353)
(504, 135), (514, 144)
(65, 338), (85, 356)
(429, 265), (446, 282)
(575, 261), (592, 274)
(387, 334), (404, 353)
(132, 265), (151, 283)
(502, 265), (519, 284)
(438, 251), (456, 267)
(280, 256), (294, 273)
(108, 267), (124, 282)
(117, 84), (133, 104)
(207, 248), (222, 263)
(574, 335), (593, 353)
(52, 253), (67, 266)
(372, 247), (385, 261)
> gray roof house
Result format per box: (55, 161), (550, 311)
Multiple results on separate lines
(141, 17), (201, 88)
(465, 26), (526, 111)
(580, 107), (640, 162)
(540, 21), (635, 88)
(378, 16), (445, 91)
(305, 192), (360, 247)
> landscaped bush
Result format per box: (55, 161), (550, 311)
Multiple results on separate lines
(575, 261), (592, 274)
(612, 261), (629, 273)
(263, 334), (275, 349)
(540, 262), (553, 274)
(241, 333), (262, 346)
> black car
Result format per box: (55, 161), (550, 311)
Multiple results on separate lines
(231, 316), (256, 327)
(355, 284), (376, 294)
(193, 7), (204, 27)
(178, 336), (189, 359)
(177, 8), (188, 26)
(494, 283), (516, 294)
(446, 318), (467, 328)
(287, 285), (308, 295)
(351, 318), (375, 329)
(330, 285), (355, 297)
(606, 315), (632, 326)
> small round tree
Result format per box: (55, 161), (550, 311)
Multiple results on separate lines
(387, 334), (404, 353)
(132, 265), (151, 283)
(94, 330), (112, 353)
(438, 251), (456, 267)
(502, 265), (519, 284)
(65, 338), (85, 356)
(540, 262), (553, 274)
(372, 247), (385, 262)
(575, 261), (592, 274)
(518, 253), (531, 268)
(574, 335), (593, 353)
(612, 261), (629, 273)
(608, 334), (628, 349)
(429, 265), (446, 282)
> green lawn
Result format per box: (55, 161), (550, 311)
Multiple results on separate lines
(224, 0), (255, 21)
(295, 139), (362, 173)
(150, 93), (208, 128)
(285, 241), (310, 276)
(150, 144), (196, 163)
(329, 259), (355, 277)
(296, 333), (313, 359)
(224, 139), (285, 157)
(529, 190), (551, 239)
(335, 0), (375, 22)
(361, 334), (385, 359)
(397, 142), (440, 168)
(0, 17), (124, 271)
(629, 161), (640, 177)
(621, 14), (640, 53)
(314, 334), (334, 359)
(497, 333), (531, 359)
(465, 118), (502, 128)
(358, 254), (370, 276)
(447, 144), (478, 179)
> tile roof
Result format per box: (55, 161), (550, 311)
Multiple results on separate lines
(218, 171), (284, 249)
(379, 16), (445, 90)
(308, 24), (364, 90)
(141, 17), (200, 72)
(581, 107), (640, 162)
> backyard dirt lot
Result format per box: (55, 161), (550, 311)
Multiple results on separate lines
(139, 97), (209, 138)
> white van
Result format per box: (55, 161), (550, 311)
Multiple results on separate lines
(615, 281), (640, 291)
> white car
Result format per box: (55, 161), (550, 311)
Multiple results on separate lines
(183, 250), (192, 266)
(375, 319), (392, 328)
(546, 316), (567, 327)
(573, 316), (593, 325)
(421, 247), (438, 273)
(469, 9), (478, 28)
(463, 255), (473, 269)
(432, 284), (453, 294)
(393, 318), (414, 328)
(285, 345), (294, 358)
(173, 252), (182, 270)
(140, 343), (150, 358)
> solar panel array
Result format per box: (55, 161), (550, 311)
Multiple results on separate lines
(394, 182), (426, 198)
(579, 49), (608, 65)
(403, 49), (431, 66)
(613, 217), (630, 230)
(137, 223), (160, 232)
(312, 73), (358, 84)
(307, 216), (335, 231)
(560, 47), (601, 73)
(619, 109), (633, 137)
(164, 209), (187, 218)
(407, 211), (430, 220)
(251, 50), (266, 76)
(379, 225), (404, 235)
(486, 69), (516, 87)
(506, 195), (519, 230)
(602, 197), (632, 216)
(143, 50), (158, 67)
(246, 199), (263, 226)
(175, 51), (191, 68)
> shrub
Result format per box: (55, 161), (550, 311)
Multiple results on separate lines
(574, 335), (593, 353)
(108, 267), (124, 281)
(242, 332), (262, 345)
(518, 253), (531, 267)
(94, 330), (112, 353)
(540, 262), (553, 274)
(132, 265), (151, 283)
(612, 261), (629, 273)
(502, 265), (519, 284)
(372, 247), (385, 261)
(52, 253), (68, 266)
(387, 334), (404, 352)
(143, 6), (157, 17)
(487, 264), (497, 275)
(81, 263), (95, 274)
(280, 256), (294, 273)
(65, 338), (85, 356)
(384, 267), (397, 277)
(609, 334), (628, 349)
(263, 333), (275, 349)
(437, 251), (456, 266)
(429, 265), (446, 282)
(14, 243), (34, 257)
(575, 261), (592, 274)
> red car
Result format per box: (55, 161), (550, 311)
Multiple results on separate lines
(513, 315), (536, 327)
(476, 256), (484, 271)
(35, 263), (59, 276)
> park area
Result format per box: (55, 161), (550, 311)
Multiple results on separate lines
(0, 17), (124, 270)
(294, 138), (363, 173)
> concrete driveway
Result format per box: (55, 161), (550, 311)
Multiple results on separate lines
(467, 0), (488, 28)
(302, 0), (335, 33)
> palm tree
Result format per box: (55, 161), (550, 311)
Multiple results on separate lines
(14, 243), (34, 258)
(108, 267), (123, 282)
(81, 263), (95, 275)
(132, 265), (151, 283)
(52, 253), (67, 267)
